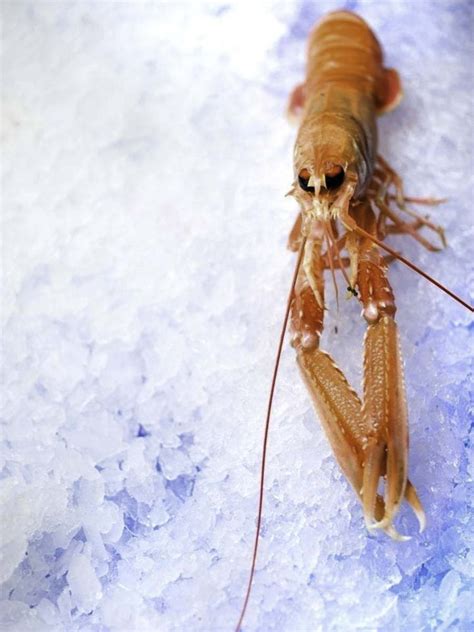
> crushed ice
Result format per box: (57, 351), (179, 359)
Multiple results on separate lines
(1, 1), (472, 630)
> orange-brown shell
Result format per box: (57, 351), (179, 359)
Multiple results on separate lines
(306, 11), (385, 98)
(294, 11), (401, 199)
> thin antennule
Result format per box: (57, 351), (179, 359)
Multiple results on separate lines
(323, 223), (340, 310)
(353, 225), (473, 312)
(235, 236), (307, 632)
(326, 220), (352, 290)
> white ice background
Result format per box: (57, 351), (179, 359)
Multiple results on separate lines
(1, 1), (473, 631)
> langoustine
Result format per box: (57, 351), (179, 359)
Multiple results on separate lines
(286, 9), (434, 539)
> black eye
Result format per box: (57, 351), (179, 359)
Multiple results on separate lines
(325, 168), (345, 190)
(298, 170), (315, 193)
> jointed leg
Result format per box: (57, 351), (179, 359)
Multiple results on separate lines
(353, 203), (425, 533)
(290, 229), (371, 497)
(290, 229), (325, 349)
(374, 198), (445, 251)
(374, 155), (446, 248)
(289, 206), (424, 537)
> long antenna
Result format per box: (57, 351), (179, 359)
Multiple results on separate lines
(353, 226), (473, 312)
(235, 236), (307, 632)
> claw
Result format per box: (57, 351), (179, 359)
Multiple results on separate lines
(362, 315), (408, 531)
(297, 343), (425, 537)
